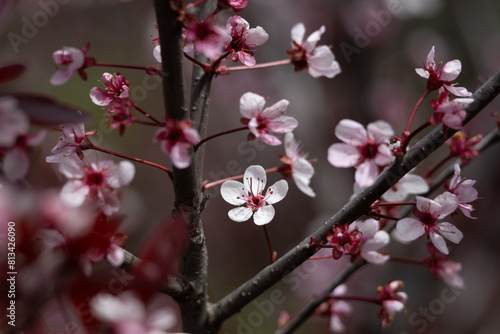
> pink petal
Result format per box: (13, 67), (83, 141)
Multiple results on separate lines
(260, 131), (283, 146)
(98, 188), (121, 216)
(60, 180), (89, 207)
(415, 68), (430, 79)
(430, 231), (449, 254)
(228, 206), (253, 222)
(436, 222), (463, 244)
(265, 179), (288, 205)
(335, 119), (367, 146)
(396, 218), (425, 241)
(303, 25), (325, 52)
(254, 205), (275, 225)
(3, 147), (29, 181)
(440, 60), (461, 82)
(307, 46), (341, 78)
(261, 99), (290, 119)
(355, 160), (378, 187)
(106, 244), (125, 267)
(245, 26), (269, 47)
(290, 23), (306, 46)
(367, 120), (394, 143)
(90, 87), (113, 106)
(445, 85), (472, 97)
(240, 92), (265, 118)
(238, 51), (256, 67)
(327, 143), (360, 168)
(374, 144), (394, 166)
(434, 192), (459, 218)
(363, 230), (390, 251)
(266, 116), (298, 133)
(50, 69), (75, 86)
(362, 250), (389, 265)
(107, 161), (135, 188)
(170, 143), (192, 169)
(244, 165), (267, 194)
(220, 180), (247, 206)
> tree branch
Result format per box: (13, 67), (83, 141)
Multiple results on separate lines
(207, 68), (500, 329)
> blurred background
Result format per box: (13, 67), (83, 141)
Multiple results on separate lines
(1, 0), (500, 333)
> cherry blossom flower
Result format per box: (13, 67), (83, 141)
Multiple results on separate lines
(350, 219), (390, 264)
(106, 100), (136, 136)
(446, 131), (482, 165)
(184, 18), (231, 59)
(445, 163), (478, 219)
(430, 89), (473, 130)
(415, 46), (471, 96)
(3, 130), (47, 181)
(381, 173), (429, 202)
(90, 72), (131, 106)
(315, 284), (352, 332)
(225, 15), (269, 67)
(217, 0), (249, 12)
(325, 223), (362, 260)
(91, 291), (177, 334)
(58, 156), (135, 216)
(46, 121), (96, 163)
(50, 46), (86, 86)
(396, 192), (462, 254)
(327, 119), (395, 187)
(239, 92), (298, 146)
(424, 243), (465, 289)
(220, 165), (288, 226)
(287, 23), (341, 78)
(278, 132), (315, 197)
(0, 96), (29, 147)
(376, 280), (408, 328)
(154, 116), (200, 169)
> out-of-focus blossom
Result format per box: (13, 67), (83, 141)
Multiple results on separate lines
(446, 131), (482, 165)
(50, 46), (86, 86)
(46, 121), (96, 163)
(220, 165), (288, 226)
(376, 280), (408, 328)
(240, 92), (298, 146)
(315, 284), (352, 332)
(430, 89), (473, 130)
(278, 132), (315, 197)
(217, 0), (249, 12)
(415, 46), (471, 96)
(287, 23), (341, 78)
(382, 173), (429, 202)
(327, 119), (394, 187)
(445, 163), (478, 219)
(424, 243), (465, 289)
(91, 291), (177, 334)
(90, 73), (130, 106)
(396, 192), (461, 254)
(350, 219), (390, 264)
(224, 15), (269, 67)
(0, 96), (29, 147)
(58, 156), (135, 216)
(184, 19), (231, 59)
(154, 116), (200, 169)
(3, 130), (47, 181)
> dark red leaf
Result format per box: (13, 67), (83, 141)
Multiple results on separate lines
(0, 63), (26, 84)
(9, 93), (90, 125)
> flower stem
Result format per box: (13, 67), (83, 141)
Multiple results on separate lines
(389, 256), (424, 265)
(184, 52), (209, 71)
(377, 201), (416, 207)
(202, 166), (280, 190)
(402, 121), (431, 152)
(309, 254), (332, 260)
(263, 225), (277, 264)
(329, 295), (381, 305)
(403, 89), (430, 135)
(194, 126), (248, 151)
(94, 62), (161, 75)
(134, 119), (163, 127)
(366, 211), (401, 221)
(132, 102), (163, 125)
(90, 144), (173, 178)
(217, 59), (292, 74)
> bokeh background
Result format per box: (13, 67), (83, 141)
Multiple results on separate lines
(2, 0), (500, 333)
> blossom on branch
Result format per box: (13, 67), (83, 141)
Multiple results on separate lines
(415, 46), (471, 96)
(278, 132), (316, 197)
(90, 72), (131, 106)
(287, 23), (341, 78)
(0, 96), (29, 147)
(184, 18), (231, 59)
(377, 280), (408, 328)
(217, 0), (249, 12)
(445, 163), (479, 219)
(430, 89), (473, 130)
(396, 192), (462, 254)
(326, 223), (362, 260)
(225, 15), (269, 67)
(240, 92), (298, 146)
(58, 156), (135, 216)
(154, 116), (200, 169)
(381, 172), (429, 202)
(327, 119), (395, 187)
(446, 131), (482, 165)
(220, 165), (288, 226)
(424, 243), (465, 289)
(350, 219), (390, 264)
(50, 46), (87, 86)
(315, 284), (352, 332)
(46, 121), (96, 163)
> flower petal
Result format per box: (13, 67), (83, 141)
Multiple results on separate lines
(265, 179), (288, 205)
(355, 160), (378, 187)
(436, 222), (463, 244)
(244, 165), (267, 195)
(220, 180), (247, 206)
(240, 92), (266, 119)
(430, 231), (449, 254)
(290, 23), (306, 46)
(367, 120), (394, 143)
(335, 119), (367, 146)
(396, 218), (425, 241)
(228, 207), (253, 222)
(440, 60), (461, 82)
(253, 205), (275, 225)
(61, 180), (89, 207)
(327, 143), (360, 168)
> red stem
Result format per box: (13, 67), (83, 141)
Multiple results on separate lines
(404, 90), (430, 134)
(377, 201), (416, 207)
(194, 126), (248, 151)
(217, 59), (292, 74)
(132, 102), (163, 125)
(327, 295), (381, 305)
(402, 121), (431, 152)
(263, 225), (276, 264)
(309, 254), (333, 260)
(94, 62), (161, 74)
(90, 144), (172, 178)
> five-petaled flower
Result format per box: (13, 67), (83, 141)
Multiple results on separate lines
(396, 192), (462, 254)
(50, 46), (87, 86)
(240, 92), (298, 146)
(445, 163), (478, 219)
(184, 18), (231, 59)
(220, 165), (288, 226)
(154, 116), (200, 169)
(90, 72), (131, 106)
(376, 280), (408, 328)
(446, 131), (482, 165)
(225, 15), (269, 67)
(287, 23), (341, 78)
(415, 46), (471, 97)
(58, 155), (135, 216)
(278, 132), (315, 197)
(350, 219), (390, 265)
(46, 121), (96, 163)
(430, 88), (473, 130)
(91, 291), (177, 334)
(327, 119), (395, 187)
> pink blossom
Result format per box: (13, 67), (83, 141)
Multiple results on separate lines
(350, 219), (390, 264)
(46, 121), (96, 163)
(382, 173), (429, 202)
(220, 165), (288, 226)
(287, 23), (341, 78)
(377, 280), (408, 328)
(0, 96), (29, 147)
(445, 163), (478, 219)
(239, 92), (298, 146)
(184, 19), (231, 59)
(446, 131), (482, 165)
(50, 46), (86, 86)
(327, 119), (395, 187)
(91, 291), (177, 334)
(315, 284), (352, 332)
(424, 243), (465, 289)
(217, 0), (249, 12)
(106, 100), (136, 136)
(415, 46), (471, 96)
(225, 15), (269, 67)
(278, 132), (315, 197)
(154, 116), (200, 169)
(3, 130), (47, 181)
(90, 72), (131, 106)
(326, 223), (362, 260)
(430, 89), (473, 130)
(396, 192), (462, 254)
(58, 156), (135, 216)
